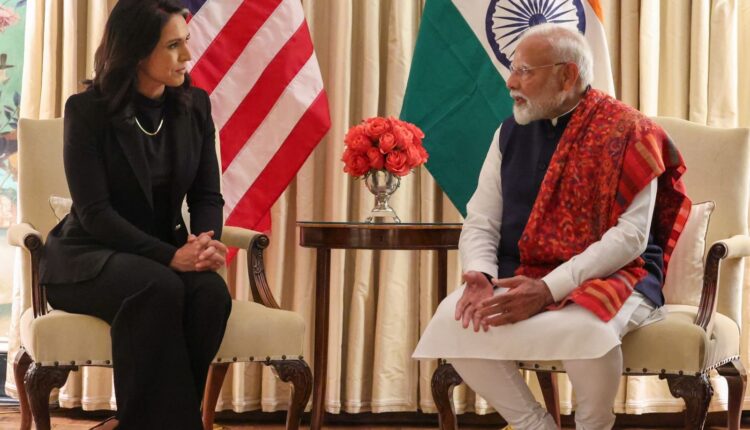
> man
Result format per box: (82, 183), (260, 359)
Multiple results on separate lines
(413, 24), (690, 430)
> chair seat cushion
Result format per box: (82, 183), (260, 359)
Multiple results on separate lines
(214, 300), (306, 363)
(20, 308), (112, 366)
(516, 304), (739, 375)
(20, 300), (305, 366)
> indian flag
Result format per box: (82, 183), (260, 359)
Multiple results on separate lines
(401, 0), (614, 216)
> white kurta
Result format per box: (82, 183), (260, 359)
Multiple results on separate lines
(414, 125), (661, 361)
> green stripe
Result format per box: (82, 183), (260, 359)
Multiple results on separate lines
(400, 0), (513, 216)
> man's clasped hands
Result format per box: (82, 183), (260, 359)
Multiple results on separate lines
(454, 270), (556, 332)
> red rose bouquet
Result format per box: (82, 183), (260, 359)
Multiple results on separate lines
(342, 117), (428, 178)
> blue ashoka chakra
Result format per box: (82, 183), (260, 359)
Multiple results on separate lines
(485, 0), (586, 69)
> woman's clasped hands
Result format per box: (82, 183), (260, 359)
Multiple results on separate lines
(169, 230), (227, 272)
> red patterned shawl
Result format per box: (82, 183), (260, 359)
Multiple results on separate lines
(516, 89), (691, 321)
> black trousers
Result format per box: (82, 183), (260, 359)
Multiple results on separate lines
(46, 253), (232, 430)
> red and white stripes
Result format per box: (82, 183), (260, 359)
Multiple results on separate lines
(188, 0), (330, 230)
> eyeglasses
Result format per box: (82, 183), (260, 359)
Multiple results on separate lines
(508, 62), (568, 78)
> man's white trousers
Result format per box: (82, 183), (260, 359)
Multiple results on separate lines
(451, 346), (623, 430)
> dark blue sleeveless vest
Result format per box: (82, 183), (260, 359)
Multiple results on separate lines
(495, 114), (664, 307)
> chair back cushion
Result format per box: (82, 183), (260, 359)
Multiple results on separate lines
(662, 201), (714, 306)
(654, 117), (750, 325)
(17, 118), (67, 240)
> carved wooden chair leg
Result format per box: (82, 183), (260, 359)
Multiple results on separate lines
(202, 362), (230, 430)
(14, 350), (33, 430)
(24, 363), (74, 430)
(268, 359), (313, 430)
(536, 371), (561, 429)
(661, 373), (713, 430)
(717, 359), (746, 430)
(432, 361), (463, 430)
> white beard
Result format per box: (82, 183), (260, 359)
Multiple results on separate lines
(511, 83), (570, 125)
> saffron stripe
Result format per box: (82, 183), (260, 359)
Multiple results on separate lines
(190, 0), (282, 94)
(225, 93), (330, 226)
(586, 0), (604, 22)
(220, 23), (313, 171)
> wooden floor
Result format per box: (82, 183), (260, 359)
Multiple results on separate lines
(0, 406), (748, 430)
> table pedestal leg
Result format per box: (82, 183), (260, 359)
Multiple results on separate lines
(437, 249), (448, 302)
(311, 248), (331, 430)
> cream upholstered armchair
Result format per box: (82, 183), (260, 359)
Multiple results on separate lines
(9, 118), (312, 430)
(431, 117), (750, 430)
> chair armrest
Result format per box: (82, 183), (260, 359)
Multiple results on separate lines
(221, 226), (265, 249)
(714, 235), (750, 260)
(221, 225), (280, 309)
(694, 236), (750, 331)
(7, 223), (42, 250)
(7, 223), (48, 318)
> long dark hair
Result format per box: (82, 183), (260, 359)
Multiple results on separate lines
(86, 0), (190, 114)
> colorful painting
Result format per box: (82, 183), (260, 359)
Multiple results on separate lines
(0, 0), (25, 230)
(0, 0), (25, 318)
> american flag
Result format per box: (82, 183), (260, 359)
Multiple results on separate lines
(185, 0), (331, 232)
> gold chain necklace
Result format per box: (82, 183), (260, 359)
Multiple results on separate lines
(134, 116), (164, 136)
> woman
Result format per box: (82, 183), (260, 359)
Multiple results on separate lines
(40, 1), (232, 429)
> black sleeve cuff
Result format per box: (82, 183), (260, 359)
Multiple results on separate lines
(482, 272), (494, 284)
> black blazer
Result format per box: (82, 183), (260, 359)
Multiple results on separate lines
(40, 87), (224, 285)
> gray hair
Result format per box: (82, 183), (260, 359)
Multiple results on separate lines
(518, 23), (593, 90)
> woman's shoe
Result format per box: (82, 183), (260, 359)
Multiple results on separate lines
(89, 416), (118, 430)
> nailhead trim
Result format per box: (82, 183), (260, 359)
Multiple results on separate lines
(478, 363), (720, 376)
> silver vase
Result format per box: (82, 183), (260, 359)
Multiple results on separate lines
(364, 170), (401, 223)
